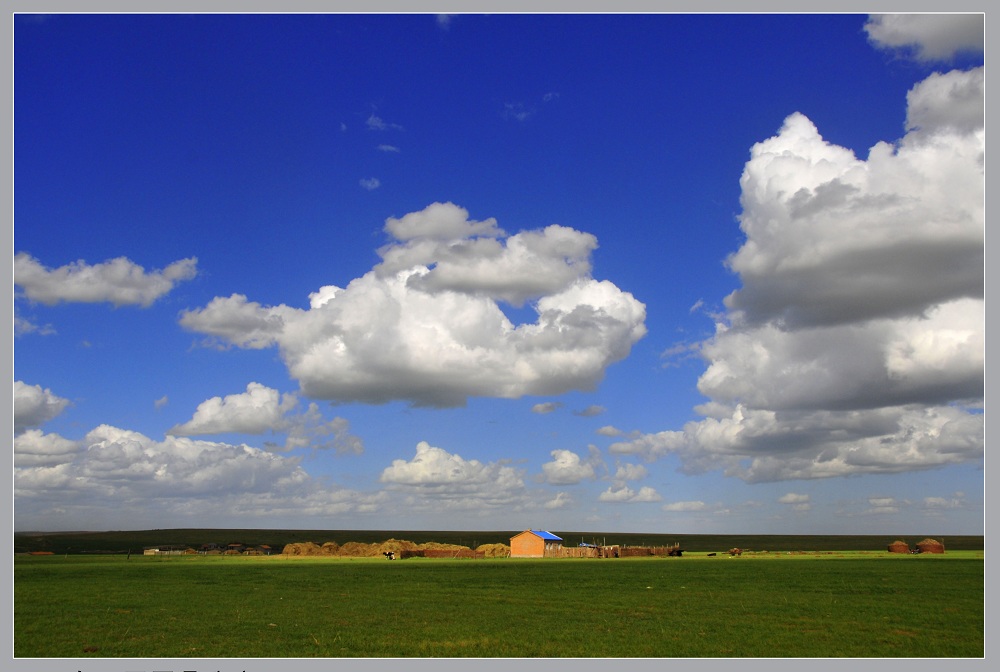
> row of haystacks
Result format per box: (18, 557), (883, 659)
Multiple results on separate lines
(281, 538), (511, 558)
(887, 538), (946, 554)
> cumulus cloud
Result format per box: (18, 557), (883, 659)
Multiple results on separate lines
(14, 429), (79, 467)
(610, 67), (983, 483)
(180, 202), (646, 408)
(865, 14), (984, 62)
(379, 441), (526, 509)
(540, 448), (598, 485)
(169, 382), (298, 436)
(14, 424), (382, 528)
(598, 485), (661, 503)
(613, 462), (648, 482)
(531, 402), (563, 414)
(14, 253), (197, 307)
(168, 383), (363, 454)
(14, 381), (70, 435)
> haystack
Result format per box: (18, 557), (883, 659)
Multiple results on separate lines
(887, 540), (910, 554)
(476, 543), (510, 558)
(282, 541), (322, 556)
(916, 538), (945, 554)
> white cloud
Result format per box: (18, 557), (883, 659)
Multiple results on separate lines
(14, 314), (55, 337)
(382, 202), (504, 242)
(14, 424), (381, 529)
(154, 396), (169, 410)
(541, 449), (597, 485)
(14, 253), (197, 307)
(865, 14), (984, 62)
(596, 425), (623, 437)
(359, 177), (381, 191)
(923, 495), (962, 509)
(906, 67), (984, 138)
(180, 203), (646, 408)
(598, 485), (661, 503)
(168, 382), (299, 436)
(531, 402), (563, 414)
(14, 429), (79, 467)
(379, 441), (526, 509)
(366, 113), (402, 131)
(544, 492), (572, 509)
(613, 463), (648, 482)
(610, 67), (983, 483)
(14, 381), (70, 435)
(779, 493), (810, 505)
(168, 383), (363, 455)
(865, 496), (901, 514)
(662, 500), (706, 512)
(378, 144), (400, 153)
(277, 405), (365, 456)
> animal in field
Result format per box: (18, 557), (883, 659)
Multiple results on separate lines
(383, 551), (395, 560)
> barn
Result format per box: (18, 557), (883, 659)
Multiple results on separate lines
(510, 530), (563, 558)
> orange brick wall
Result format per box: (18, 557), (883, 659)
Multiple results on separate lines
(510, 532), (544, 557)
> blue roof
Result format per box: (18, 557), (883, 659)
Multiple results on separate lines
(531, 530), (562, 541)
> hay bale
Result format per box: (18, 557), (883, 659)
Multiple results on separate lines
(916, 538), (945, 554)
(282, 541), (323, 556)
(378, 539), (419, 555)
(476, 543), (510, 558)
(887, 540), (910, 554)
(336, 541), (374, 557)
(319, 542), (340, 555)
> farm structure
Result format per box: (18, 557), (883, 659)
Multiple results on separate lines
(510, 530), (564, 557)
(510, 530), (684, 558)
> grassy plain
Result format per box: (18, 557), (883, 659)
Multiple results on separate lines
(14, 551), (983, 658)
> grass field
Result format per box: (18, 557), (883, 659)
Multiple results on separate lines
(14, 551), (984, 658)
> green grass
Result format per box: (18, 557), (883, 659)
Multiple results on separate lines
(14, 553), (983, 658)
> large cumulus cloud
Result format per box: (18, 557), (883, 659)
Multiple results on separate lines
(180, 202), (646, 407)
(14, 422), (383, 529)
(613, 65), (983, 482)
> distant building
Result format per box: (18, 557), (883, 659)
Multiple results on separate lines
(510, 530), (563, 558)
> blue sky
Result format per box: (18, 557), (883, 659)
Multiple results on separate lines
(13, 13), (984, 535)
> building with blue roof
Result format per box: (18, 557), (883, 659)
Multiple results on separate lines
(510, 529), (563, 557)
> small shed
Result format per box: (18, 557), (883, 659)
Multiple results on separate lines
(510, 530), (563, 558)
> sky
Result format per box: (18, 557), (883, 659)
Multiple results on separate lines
(12, 12), (985, 535)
